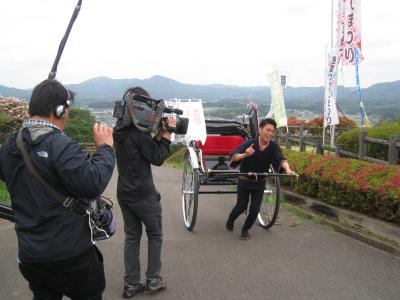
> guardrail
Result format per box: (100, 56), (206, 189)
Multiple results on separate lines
(275, 126), (400, 165)
(2, 132), (398, 165)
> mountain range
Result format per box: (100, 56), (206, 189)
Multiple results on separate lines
(1, 75), (399, 119)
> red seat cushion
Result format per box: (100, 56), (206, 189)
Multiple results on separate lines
(197, 136), (245, 155)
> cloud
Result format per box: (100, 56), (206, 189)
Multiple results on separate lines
(0, 0), (399, 89)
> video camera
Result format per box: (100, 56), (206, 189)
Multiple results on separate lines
(113, 88), (189, 134)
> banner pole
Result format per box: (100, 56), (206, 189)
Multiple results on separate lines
(322, 46), (327, 147)
(330, 0), (336, 147)
(355, 47), (366, 127)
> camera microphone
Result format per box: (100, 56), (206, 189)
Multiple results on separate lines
(131, 94), (183, 115)
(164, 107), (183, 115)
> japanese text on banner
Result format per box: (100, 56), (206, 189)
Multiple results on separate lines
(324, 49), (340, 127)
(336, 0), (363, 65)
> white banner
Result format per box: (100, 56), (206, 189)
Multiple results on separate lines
(324, 49), (340, 127)
(267, 70), (287, 128)
(165, 99), (206, 145)
(336, 0), (363, 65)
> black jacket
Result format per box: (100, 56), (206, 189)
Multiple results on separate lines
(0, 126), (115, 263)
(113, 126), (171, 201)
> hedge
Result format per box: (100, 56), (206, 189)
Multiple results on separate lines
(283, 149), (400, 223)
(337, 121), (400, 161)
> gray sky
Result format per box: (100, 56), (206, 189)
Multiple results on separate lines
(1, 0), (399, 89)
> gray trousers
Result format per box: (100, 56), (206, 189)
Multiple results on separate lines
(118, 192), (162, 286)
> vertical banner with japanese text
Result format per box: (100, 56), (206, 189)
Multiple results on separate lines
(324, 48), (340, 127)
(267, 70), (287, 128)
(267, 73), (287, 118)
(336, 0), (363, 65)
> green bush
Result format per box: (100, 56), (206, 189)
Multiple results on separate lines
(0, 113), (13, 144)
(336, 127), (359, 153)
(0, 112), (22, 144)
(170, 142), (186, 155)
(0, 112), (10, 123)
(337, 121), (400, 161)
(283, 149), (400, 223)
(64, 108), (96, 143)
(0, 181), (11, 205)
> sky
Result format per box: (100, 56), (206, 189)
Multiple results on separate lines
(0, 0), (399, 89)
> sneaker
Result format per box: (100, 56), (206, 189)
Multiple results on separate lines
(241, 230), (250, 240)
(146, 276), (167, 293)
(122, 283), (145, 298)
(226, 217), (234, 231)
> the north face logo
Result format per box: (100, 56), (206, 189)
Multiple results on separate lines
(37, 151), (48, 158)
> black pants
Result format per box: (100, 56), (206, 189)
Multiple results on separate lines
(118, 192), (163, 286)
(19, 246), (105, 300)
(228, 188), (264, 231)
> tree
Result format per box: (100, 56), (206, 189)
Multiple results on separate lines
(0, 97), (28, 143)
(64, 108), (96, 143)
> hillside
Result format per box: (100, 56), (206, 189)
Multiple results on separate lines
(1, 75), (399, 120)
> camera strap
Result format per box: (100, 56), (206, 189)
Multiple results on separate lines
(16, 129), (80, 212)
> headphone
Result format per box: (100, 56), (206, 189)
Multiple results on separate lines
(54, 90), (72, 119)
(54, 99), (72, 119)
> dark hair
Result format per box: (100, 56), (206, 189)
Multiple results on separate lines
(259, 118), (277, 129)
(28, 79), (74, 117)
(131, 86), (150, 97)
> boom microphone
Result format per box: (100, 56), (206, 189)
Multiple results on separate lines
(48, 0), (83, 80)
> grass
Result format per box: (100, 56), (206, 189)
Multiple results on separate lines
(0, 181), (11, 205)
(281, 198), (400, 247)
(290, 220), (303, 227)
(165, 147), (186, 169)
(281, 200), (330, 229)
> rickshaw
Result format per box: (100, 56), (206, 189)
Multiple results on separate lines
(181, 108), (287, 231)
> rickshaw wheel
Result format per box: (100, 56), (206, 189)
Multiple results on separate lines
(181, 150), (199, 231)
(257, 170), (281, 229)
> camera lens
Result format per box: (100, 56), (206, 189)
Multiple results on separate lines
(175, 117), (189, 135)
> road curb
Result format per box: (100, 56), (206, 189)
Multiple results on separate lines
(281, 188), (400, 257)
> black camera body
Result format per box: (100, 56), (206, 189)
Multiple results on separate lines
(113, 88), (189, 134)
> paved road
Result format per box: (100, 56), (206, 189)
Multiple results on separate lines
(1, 166), (400, 300)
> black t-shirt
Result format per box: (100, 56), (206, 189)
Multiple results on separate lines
(230, 136), (286, 190)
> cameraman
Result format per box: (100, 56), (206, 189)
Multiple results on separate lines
(0, 79), (115, 299)
(113, 87), (175, 297)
